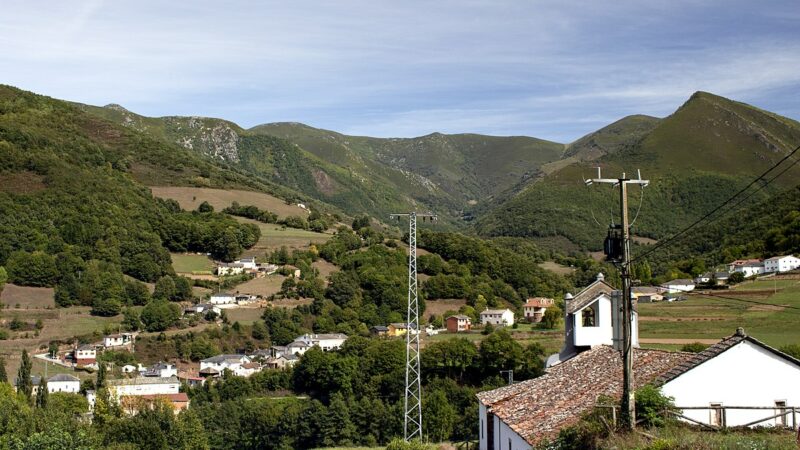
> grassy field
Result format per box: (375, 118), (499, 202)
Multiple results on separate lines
(171, 253), (215, 274)
(150, 186), (307, 218)
(224, 307), (267, 325)
(0, 284), (55, 308)
(238, 219), (332, 255)
(538, 261), (576, 276)
(236, 275), (285, 297)
(0, 306), (122, 377)
(638, 279), (800, 347)
(600, 424), (797, 449)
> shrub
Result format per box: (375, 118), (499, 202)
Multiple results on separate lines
(636, 385), (675, 428)
(680, 342), (708, 353)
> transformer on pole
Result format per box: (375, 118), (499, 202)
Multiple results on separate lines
(390, 211), (437, 441)
(585, 168), (648, 431)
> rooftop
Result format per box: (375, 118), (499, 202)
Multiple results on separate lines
(524, 298), (554, 308)
(566, 277), (616, 314)
(48, 374), (80, 383)
(447, 314), (471, 320)
(477, 346), (693, 446)
(481, 309), (512, 315)
(201, 354), (248, 364)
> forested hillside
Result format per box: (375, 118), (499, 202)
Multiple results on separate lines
(477, 92), (800, 250)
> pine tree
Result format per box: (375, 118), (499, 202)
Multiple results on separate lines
(35, 377), (48, 408)
(17, 349), (32, 399)
(0, 356), (7, 383)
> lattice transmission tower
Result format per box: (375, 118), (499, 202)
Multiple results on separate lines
(390, 211), (437, 441)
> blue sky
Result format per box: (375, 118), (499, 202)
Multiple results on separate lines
(2, 1), (799, 142)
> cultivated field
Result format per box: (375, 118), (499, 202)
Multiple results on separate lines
(236, 275), (285, 297)
(0, 284), (55, 308)
(424, 299), (467, 319)
(538, 261), (576, 276)
(637, 279), (800, 347)
(150, 186), (308, 218)
(238, 219), (332, 255)
(223, 307), (266, 325)
(312, 260), (338, 280)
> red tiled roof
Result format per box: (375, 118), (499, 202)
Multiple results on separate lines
(477, 346), (694, 446)
(524, 298), (554, 308)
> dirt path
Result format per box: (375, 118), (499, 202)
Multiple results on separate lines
(639, 338), (719, 344)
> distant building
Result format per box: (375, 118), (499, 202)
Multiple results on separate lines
(46, 374), (81, 394)
(121, 393), (190, 415)
(728, 259), (763, 274)
(143, 362), (177, 378)
(523, 298), (554, 323)
(209, 292), (236, 305)
(370, 326), (389, 336)
(199, 354), (252, 377)
(733, 260), (765, 278)
(106, 376), (180, 401)
(184, 303), (222, 316)
(216, 263), (245, 276)
(74, 344), (97, 366)
(446, 315), (472, 332)
(388, 323), (409, 337)
(479, 308), (515, 326)
(764, 255), (800, 273)
(103, 332), (136, 348)
(662, 279), (696, 294)
(632, 287), (664, 303)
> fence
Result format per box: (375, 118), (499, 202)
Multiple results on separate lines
(595, 404), (800, 431)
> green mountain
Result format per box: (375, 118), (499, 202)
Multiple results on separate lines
(476, 92), (800, 250)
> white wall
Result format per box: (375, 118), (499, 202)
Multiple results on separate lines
(662, 340), (800, 427)
(574, 296), (612, 347)
(48, 381), (80, 394)
(109, 381), (180, 400)
(494, 416), (531, 450)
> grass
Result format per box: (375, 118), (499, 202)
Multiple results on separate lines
(638, 280), (800, 347)
(171, 253), (215, 274)
(238, 219), (332, 254)
(0, 284), (55, 308)
(224, 307), (266, 325)
(235, 275), (285, 297)
(538, 261), (576, 276)
(600, 424), (798, 449)
(150, 186), (306, 219)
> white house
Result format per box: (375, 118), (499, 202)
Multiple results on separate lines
(209, 292), (236, 305)
(46, 374), (81, 394)
(200, 354), (253, 377)
(733, 261), (765, 278)
(103, 332), (136, 348)
(235, 294), (257, 305)
(480, 309), (515, 326)
(216, 263), (245, 276)
(184, 303), (222, 316)
(293, 333), (348, 352)
(237, 257), (257, 270)
(546, 273), (638, 368)
(143, 362), (177, 378)
(659, 328), (800, 428)
(522, 298), (554, 323)
(662, 278), (696, 294)
(74, 344), (97, 366)
(106, 376), (180, 401)
(764, 255), (800, 273)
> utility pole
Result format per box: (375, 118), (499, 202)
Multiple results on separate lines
(390, 211), (437, 441)
(585, 168), (648, 431)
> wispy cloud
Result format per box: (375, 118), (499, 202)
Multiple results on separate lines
(0, 0), (798, 141)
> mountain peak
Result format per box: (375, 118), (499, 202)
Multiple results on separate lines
(103, 103), (130, 113)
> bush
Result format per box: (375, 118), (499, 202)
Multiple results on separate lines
(636, 385), (675, 428)
(680, 342), (708, 353)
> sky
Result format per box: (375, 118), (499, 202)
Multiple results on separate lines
(2, 1), (799, 142)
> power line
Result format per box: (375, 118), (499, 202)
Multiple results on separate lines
(631, 144), (800, 264)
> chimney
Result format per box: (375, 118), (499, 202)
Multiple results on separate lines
(596, 273), (605, 282)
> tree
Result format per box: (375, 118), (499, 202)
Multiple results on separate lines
(0, 356), (7, 383)
(0, 266), (7, 289)
(319, 392), (356, 446)
(96, 362), (107, 389)
(122, 307), (142, 331)
(212, 228), (243, 262)
(153, 275), (176, 300)
(728, 271), (745, 284)
(478, 329), (523, 377)
(91, 297), (122, 316)
(124, 279), (151, 306)
(35, 377), (48, 408)
(423, 388), (457, 443)
(197, 201), (214, 213)
(141, 300), (181, 332)
(541, 306), (562, 330)
(352, 215), (370, 231)
(173, 276), (193, 301)
(251, 321), (268, 340)
(5, 251), (58, 287)
(17, 350), (33, 399)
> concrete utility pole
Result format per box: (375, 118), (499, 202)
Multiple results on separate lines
(390, 211), (437, 441)
(585, 168), (648, 431)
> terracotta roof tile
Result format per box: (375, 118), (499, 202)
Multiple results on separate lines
(477, 346), (693, 446)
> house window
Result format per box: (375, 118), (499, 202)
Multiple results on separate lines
(709, 403), (723, 427)
(775, 400), (787, 426)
